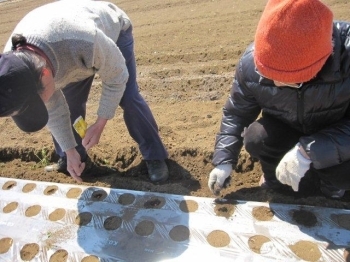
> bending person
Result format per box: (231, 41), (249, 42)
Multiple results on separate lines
(0, 0), (169, 183)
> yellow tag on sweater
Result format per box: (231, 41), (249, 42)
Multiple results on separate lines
(73, 116), (87, 138)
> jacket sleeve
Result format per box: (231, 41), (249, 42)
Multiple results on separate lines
(300, 107), (350, 169)
(93, 28), (129, 120)
(45, 89), (77, 152)
(300, 21), (350, 169)
(212, 47), (261, 167)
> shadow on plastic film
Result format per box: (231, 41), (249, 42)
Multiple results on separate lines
(224, 187), (350, 259)
(75, 186), (191, 261)
(267, 202), (350, 249)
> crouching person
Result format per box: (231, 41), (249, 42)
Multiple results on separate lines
(208, 0), (350, 199)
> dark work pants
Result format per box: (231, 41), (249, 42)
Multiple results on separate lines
(242, 115), (350, 190)
(53, 26), (168, 161)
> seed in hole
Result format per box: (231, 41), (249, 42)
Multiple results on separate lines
(91, 190), (107, 201)
(44, 185), (58, 195)
(2, 181), (17, 190)
(144, 197), (165, 209)
(103, 216), (122, 230)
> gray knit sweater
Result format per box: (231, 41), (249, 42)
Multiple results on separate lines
(4, 0), (131, 152)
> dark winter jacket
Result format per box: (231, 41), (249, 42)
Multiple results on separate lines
(212, 21), (350, 170)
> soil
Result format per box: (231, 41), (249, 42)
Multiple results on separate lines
(3, 202), (18, 213)
(81, 256), (99, 262)
(25, 205), (41, 217)
(252, 206), (274, 221)
(207, 230), (230, 247)
(0, 237), (12, 254)
(248, 235), (271, 254)
(291, 209), (318, 227)
(169, 225), (190, 242)
(0, 0), (350, 210)
(179, 200), (198, 212)
(118, 193), (136, 205)
(214, 201), (235, 218)
(48, 208), (66, 222)
(289, 241), (322, 262)
(20, 243), (39, 261)
(49, 250), (69, 262)
(135, 220), (155, 236)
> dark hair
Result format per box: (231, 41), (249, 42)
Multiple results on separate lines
(11, 34), (27, 51)
(11, 34), (46, 94)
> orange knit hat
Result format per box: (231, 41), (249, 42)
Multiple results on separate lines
(254, 0), (333, 83)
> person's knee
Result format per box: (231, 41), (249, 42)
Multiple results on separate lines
(119, 90), (137, 109)
(243, 122), (266, 157)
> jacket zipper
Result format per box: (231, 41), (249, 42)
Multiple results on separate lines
(297, 89), (304, 131)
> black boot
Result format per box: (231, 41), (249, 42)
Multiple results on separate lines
(320, 180), (345, 199)
(145, 160), (169, 182)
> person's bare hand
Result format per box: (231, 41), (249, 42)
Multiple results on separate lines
(82, 117), (107, 150)
(65, 148), (85, 182)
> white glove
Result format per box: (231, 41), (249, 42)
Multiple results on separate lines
(276, 143), (311, 192)
(208, 164), (232, 195)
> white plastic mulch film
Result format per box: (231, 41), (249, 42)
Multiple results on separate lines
(0, 177), (349, 262)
